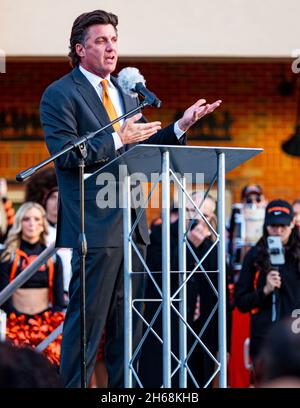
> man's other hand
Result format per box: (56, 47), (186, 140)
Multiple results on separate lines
(118, 113), (161, 145)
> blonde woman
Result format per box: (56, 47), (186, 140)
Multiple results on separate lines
(0, 202), (64, 316)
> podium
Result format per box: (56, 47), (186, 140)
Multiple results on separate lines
(87, 144), (262, 388)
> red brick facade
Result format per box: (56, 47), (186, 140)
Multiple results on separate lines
(0, 58), (299, 212)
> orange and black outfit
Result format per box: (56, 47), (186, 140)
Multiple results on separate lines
(235, 245), (300, 362)
(0, 239), (65, 316)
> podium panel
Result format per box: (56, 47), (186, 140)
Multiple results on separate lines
(86, 145), (262, 388)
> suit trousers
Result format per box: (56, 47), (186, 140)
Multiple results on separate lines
(59, 242), (146, 388)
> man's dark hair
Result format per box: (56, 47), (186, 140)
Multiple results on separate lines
(0, 342), (63, 387)
(257, 318), (300, 383)
(69, 9), (118, 67)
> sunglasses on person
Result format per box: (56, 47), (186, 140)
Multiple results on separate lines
(245, 195), (262, 204)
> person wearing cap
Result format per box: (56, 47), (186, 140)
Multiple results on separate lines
(235, 199), (300, 374)
(241, 184), (267, 208)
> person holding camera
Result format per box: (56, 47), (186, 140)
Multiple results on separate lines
(235, 199), (300, 371)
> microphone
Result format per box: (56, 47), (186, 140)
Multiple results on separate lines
(117, 67), (162, 108)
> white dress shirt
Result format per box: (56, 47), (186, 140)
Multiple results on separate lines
(79, 65), (185, 151)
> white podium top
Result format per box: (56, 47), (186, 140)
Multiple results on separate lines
(86, 145), (262, 185)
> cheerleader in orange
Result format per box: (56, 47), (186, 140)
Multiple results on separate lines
(0, 202), (65, 364)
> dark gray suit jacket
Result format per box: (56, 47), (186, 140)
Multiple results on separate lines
(40, 67), (185, 248)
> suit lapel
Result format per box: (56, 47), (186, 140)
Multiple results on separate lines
(72, 68), (140, 150)
(72, 67), (113, 130)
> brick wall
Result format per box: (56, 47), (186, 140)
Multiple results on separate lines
(0, 58), (299, 213)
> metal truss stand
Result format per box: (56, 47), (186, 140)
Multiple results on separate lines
(90, 144), (262, 388)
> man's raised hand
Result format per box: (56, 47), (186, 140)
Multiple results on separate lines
(178, 99), (222, 132)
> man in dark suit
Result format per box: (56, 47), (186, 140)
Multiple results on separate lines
(40, 9), (221, 388)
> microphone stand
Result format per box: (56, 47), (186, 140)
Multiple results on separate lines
(16, 99), (151, 388)
(267, 237), (284, 324)
(271, 266), (280, 323)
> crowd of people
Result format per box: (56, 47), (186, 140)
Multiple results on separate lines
(228, 185), (300, 387)
(1, 177), (300, 387)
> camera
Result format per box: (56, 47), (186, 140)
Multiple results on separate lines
(190, 219), (200, 230)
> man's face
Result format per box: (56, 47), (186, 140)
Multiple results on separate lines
(186, 194), (215, 222)
(76, 24), (118, 78)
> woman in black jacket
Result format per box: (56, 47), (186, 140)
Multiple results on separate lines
(235, 199), (300, 368)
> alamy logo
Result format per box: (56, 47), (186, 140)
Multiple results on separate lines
(0, 49), (5, 73)
(292, 49), (300, 74)
(291, 309), (300, 334)
(94, 166), (204, 210)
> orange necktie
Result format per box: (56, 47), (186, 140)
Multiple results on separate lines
(101, 79), (121, 132)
